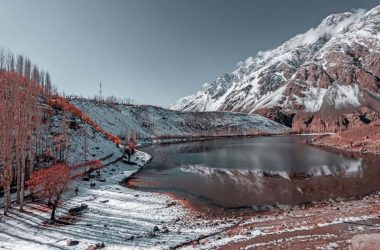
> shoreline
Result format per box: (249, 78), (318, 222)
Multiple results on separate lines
(130, 137), (380, 248)
(305, 121), (380, 155)
(150, 177), (380, 249)
(0, 150), (238, 249)
(132, 133), (380, 219)
(309, 139), (380, 155)
(2, 133), (379, 249)
(137, 131), (289, 148)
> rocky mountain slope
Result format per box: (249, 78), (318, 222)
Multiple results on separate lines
(69, 98), (288, 139)
(170, 6), (380, 132)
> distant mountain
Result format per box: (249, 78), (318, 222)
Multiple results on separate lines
(170, 6), (380, 132)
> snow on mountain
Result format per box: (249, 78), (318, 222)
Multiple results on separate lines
(69, 98), (289, 139)
(170, 6), (380, 131)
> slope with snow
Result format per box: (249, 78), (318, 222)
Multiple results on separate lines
(40, 99), (122, 166)
(69, 98), (289, 139)
(170, 6), (380, 131)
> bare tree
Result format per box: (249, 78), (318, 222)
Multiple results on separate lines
(0, 73), (18, 214)
(32, 65), (40, 84)
(45, 72), (52, 95)
(16, 55), (24, 75)
(0, 49), (5, 72)
(24, 57), (31, 80)
(0, 49), (50, 214)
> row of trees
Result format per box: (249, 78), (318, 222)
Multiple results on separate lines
(0, 49), (54, 95)
(0, 49), (55, 215)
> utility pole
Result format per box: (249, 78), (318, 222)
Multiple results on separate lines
(99, 82), (102, 101)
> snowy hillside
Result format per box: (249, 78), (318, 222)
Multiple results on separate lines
(170, 6), (380, 130)
(42, 100), (122, 165)
(69, 98), (289, 139)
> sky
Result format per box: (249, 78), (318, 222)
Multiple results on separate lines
(0, 0), (379, 106)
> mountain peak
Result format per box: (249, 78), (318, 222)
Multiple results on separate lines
(170, 6), (380, 132)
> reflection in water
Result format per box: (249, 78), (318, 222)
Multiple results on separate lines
(128, 136), (380, 212)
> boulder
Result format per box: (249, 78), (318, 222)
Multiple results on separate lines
(126, 235), (135, 241)
(351, 233), (380, 250)
(69, 203), (88, 216)
(67, 240), (79, 246)
(162, 226), (169, 233)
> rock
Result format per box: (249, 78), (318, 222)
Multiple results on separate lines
(167, 201), (177, 207)
(99, 200), (109, 203)
(162, 226), (169, 233)
(126, 235), (135, 241)
(148, 231), (156, 238)
(351, 233), (380, 250)
(69, 204), (88, 216)
(99, 179), (106, 182)
(134, 194), (139, 198)
(67, 240), (79, 246)
(95, 242), (105, 249)
(153, 225), (159, 232)
(200, 239), (208, 245)
(82, 177), (90, 181)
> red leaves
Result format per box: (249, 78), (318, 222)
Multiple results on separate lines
(48, 95), (121, 144)
(27, 163), (71, 200)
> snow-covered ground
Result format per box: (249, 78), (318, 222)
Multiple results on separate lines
(0, 151), (236, 249)
(40, 101), (122, 166)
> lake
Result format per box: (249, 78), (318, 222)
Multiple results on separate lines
(127, 136), (380, 213)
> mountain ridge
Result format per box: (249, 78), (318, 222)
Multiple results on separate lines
(170, 6), (380, 132)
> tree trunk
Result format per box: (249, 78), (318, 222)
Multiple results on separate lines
(29, 148), (33, 177)
(3, 182), (11, 215)
(16, 157), (21, 204)
(19, 151), (26, 211)
(50, 202), (57, 221)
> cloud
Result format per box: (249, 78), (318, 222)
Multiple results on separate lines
(256, 49), (274, 59)
(293, 9), (366, 46)
(237, 49), (274, 67)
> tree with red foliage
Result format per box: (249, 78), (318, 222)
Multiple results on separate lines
(125, 130), (137, 162)
(27, 163), (71, 221)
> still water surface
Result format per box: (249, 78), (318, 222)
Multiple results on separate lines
(128, 136), (380, 212)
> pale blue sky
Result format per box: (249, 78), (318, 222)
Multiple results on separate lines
(0, 0), (379, 106)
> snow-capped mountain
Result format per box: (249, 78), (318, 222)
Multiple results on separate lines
(170, 6), (380, 131)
